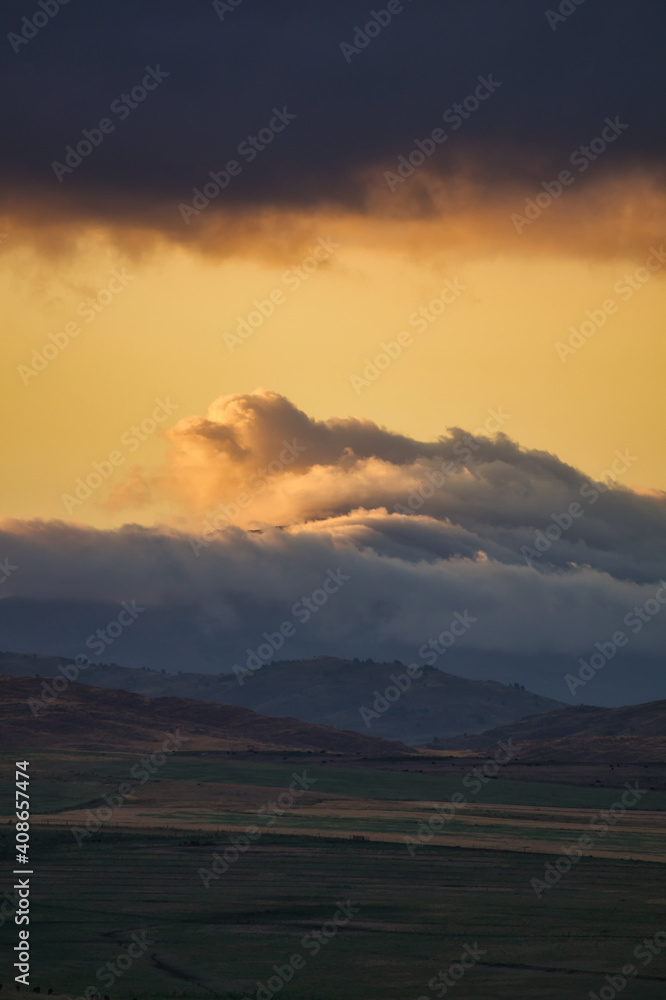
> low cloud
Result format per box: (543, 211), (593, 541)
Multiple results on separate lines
(109, 390), (666, 588)
(1, 391), (665, 702)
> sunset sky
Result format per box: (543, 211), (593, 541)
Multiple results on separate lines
(1, 0), (664, 703)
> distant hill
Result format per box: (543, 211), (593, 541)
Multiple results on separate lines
(433, 700), (666, 762)
(0, 650), (565, 744)
(0, 675), (409, 754)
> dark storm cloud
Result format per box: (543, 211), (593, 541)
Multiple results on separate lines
(0, 0), (665, 227)
(1, 511), (665, 707)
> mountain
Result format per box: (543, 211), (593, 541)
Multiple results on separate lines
(433, 699), (666, 762)
(0, 650), (566, 744)
(0, 675), (409, 754)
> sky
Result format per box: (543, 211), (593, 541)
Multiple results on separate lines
(0, 0), (664, 704)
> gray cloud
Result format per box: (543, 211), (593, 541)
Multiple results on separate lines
(113, 390), (666, 588)
(2, 391), (665, 704)
(1, 0), (665, 247)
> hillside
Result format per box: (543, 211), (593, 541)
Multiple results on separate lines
(0, 650), (566, 744)
(0, 675), (409, 754)
(433, 699), (666, 762)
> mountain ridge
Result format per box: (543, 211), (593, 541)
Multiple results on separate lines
(0, 650), (566, 744)
(0, 674), (409, 754)
(432, 699), (666, 762)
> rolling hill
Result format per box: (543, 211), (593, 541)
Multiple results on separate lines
(0, 675), (409, 754)
(433, 699), (666, 761)
(0, 650), (566, 744)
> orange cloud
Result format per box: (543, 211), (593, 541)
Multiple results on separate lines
(2, 167), (666, 268)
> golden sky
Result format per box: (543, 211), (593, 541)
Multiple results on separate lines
(1, 195), (664, 529)
(1, 0), (666, 704)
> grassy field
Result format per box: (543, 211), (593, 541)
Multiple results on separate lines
(3, 829), (666, 1000)
(1, 751), (665, 999)
(4, 751), (666, 810)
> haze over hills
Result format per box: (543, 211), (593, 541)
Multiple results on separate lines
(0, 675), (408, 754)
(434, 699), (666, 762)
(0, 651), (566, 745)
(2, 595), (664, 709)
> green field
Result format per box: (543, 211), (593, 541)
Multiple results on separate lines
(2, 829), (666, 1000)
(3, 752), (666, 813)
(2, 752), (666, 999)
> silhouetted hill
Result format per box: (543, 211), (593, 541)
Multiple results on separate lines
(433, 700), (666, 761)
(0, 651), (565, 744)
(0, 675), (409, 754)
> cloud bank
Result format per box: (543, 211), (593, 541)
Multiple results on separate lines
(1, 390), (665, 704)
(1, 1), (665, 259)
